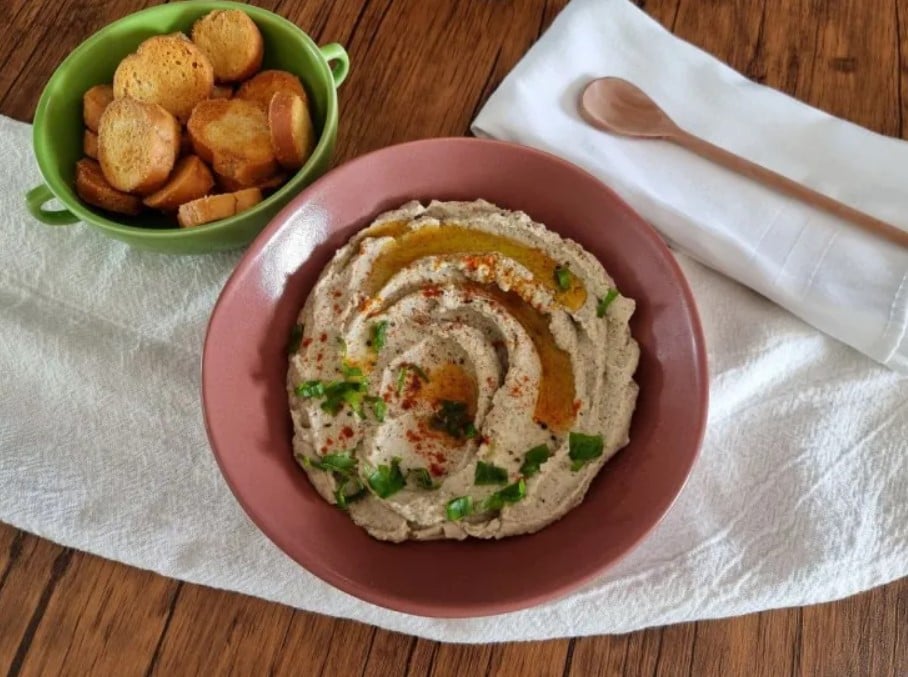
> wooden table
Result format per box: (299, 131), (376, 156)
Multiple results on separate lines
(2, 1), (906, 674)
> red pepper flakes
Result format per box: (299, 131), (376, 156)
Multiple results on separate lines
(331, 290), (342, 298)
(319, 332), (327, 343)
(341, 426), (354, 439)
(316, 352), (324, 362)
(302, 337), (314, 348)
(421, 284), (442, 298)
(429, 462), (445, 477)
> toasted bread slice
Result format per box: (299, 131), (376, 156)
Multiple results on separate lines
(176, 193), (235, 228)
(187, 98), (276, 187)
(113, 34), (215, 122)
(98, 97), (180, 195)
(176, 187), (262, 227)
(75, 159), (142, 215)
(191, 9), (264, 83)
(83, 84), (114, 132)
(217, 170), (287, 193)
(268, 91), (315, 170)
(233, 187), (263, 211)
(83, 129), (99, 159)
(143, 155), (215, 211)
(235, 70), (308, 111)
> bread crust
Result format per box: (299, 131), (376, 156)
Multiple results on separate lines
(191, 9), (264, 83)
(143, 155), (215, 211)
(268, 90), (315, 170)
(83, 129), (99, 159)
(187, 98), (277, 187)
(176, 187), (263, 227)
(83, 85), (114, 132)
(75, 159), (143, 215)
(235, 70), (308, 111)
(113, 34), (215, 122)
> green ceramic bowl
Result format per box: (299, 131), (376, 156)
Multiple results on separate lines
(26, 0), (349, 254)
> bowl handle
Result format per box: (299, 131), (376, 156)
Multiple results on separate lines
(319, 43), (350, 89)
(26, 184), (79, 226)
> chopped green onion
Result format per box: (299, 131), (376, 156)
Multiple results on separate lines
(474, 461), (508, 485)
(482, 478), (527, 511)
(340, 361), (363, 380)
(334, 476), (366, 510)
(464, 422), (477, 439)
(367, 458), (406, 498)
(287, 323), (303, 354)
(446, 495), (473, 521)
(568, 432), (604, 471)
(366, 395), (387, 422)
(519, 444), (552, 477)
(597, 289), (619, 317)
(370, 320), (389, 351)
(554, 265), (573, 291)
(409, 467), (436, 490)
(313, 452), (357, 474)
(295, 380), (325, 398)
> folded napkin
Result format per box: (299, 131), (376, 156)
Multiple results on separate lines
(2, 1), (907, 638)
(473, 0), (908, 372)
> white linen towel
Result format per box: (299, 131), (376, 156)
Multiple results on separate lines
(1, 0), (907, 638)
(472, 0), (908, 372)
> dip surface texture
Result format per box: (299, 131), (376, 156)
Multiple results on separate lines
(287, 200), (639, 541)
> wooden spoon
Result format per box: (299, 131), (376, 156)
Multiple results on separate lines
(580, 77), (908, 248)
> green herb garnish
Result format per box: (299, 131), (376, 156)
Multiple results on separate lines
(446, 495), (473, 521)
(409, 467), (436, 490)
(287, 323), (303, 354)
(596, 289), (619, 317)
(554, 265), (573, 291)
(474, 461), (508, 485)
(482, 478), (527, 511)
(340, 361), (363, 380)
(320, 380), (367, 416)
(334, 476), (366, 510)
(367, 457), (406, 498)
(308, 451), (357, 474)
(568, 432), (604, 470)
(429, 400), (475, 440)
(370, 320), (389, 351)
(395, 363), (429, 394)
(366, 395), (387, 422)
(519, 444), (551, 477)
(295, 380), (325, 398)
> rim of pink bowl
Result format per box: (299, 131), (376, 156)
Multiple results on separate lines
(201, 137), (709, 618)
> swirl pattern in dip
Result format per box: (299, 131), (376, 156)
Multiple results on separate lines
(287, 200), (639, 541)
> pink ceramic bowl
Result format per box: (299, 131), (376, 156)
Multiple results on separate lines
(202, 138), (708, 618)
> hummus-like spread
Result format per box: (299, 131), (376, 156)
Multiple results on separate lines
(287, 200), (639, 541)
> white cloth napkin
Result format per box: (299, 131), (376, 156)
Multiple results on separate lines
(473, 0), (908, 372)
(2, 43), (907, 641)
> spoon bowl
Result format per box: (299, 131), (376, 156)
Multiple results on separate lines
(580, 77), (679, 138)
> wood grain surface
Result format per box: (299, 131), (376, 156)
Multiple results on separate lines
(1, 0), (906, 674)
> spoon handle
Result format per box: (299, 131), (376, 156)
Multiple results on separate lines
(668, 129), (908, 248)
